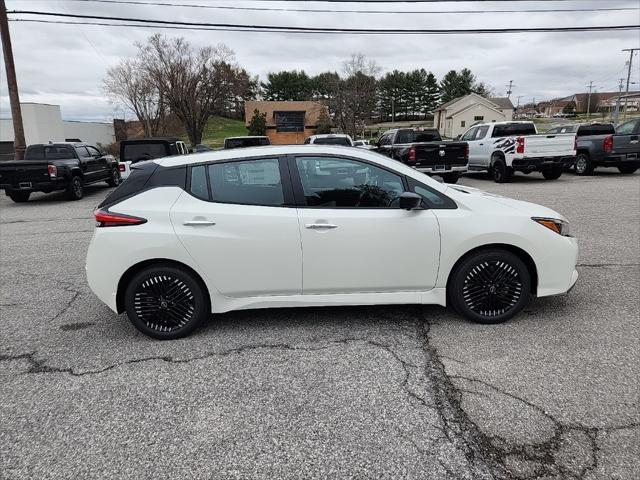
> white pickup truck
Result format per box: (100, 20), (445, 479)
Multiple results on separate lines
(461, 121), (576, 182)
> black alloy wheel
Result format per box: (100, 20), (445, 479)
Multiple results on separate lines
(66, 175), (84, 200)
(124, 265), (208, 339)
(492, 158), (512, 183)
(107, 168), (121, 187)
(449, 249), (531, 324)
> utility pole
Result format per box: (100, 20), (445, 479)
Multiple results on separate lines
(0, 0), (26, 160)
(586, 81), (594, 120)
(516, 95), (523, 108)
(506, 80), (514, 99)
(613, 78), (624, 126)
(622, 48), (639, 121)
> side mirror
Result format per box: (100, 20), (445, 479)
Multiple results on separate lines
(399, 192), (422, 211)
(455, 135), (462, 140)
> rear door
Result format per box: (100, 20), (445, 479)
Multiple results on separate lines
(291, 154), (441, 294)
(170, 156), (302, 297)
(614, 119), (640, 157)
(74, 146), (96, 180)
(86, 145), (109, 178)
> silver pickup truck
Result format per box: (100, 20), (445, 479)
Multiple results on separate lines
(461, 121), (576, 182)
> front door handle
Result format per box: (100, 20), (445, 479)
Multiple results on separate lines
(305, 223), (338, 230)
(184, 220), (216, 226)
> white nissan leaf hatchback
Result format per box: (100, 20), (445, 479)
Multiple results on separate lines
(86, 145), (578, 339)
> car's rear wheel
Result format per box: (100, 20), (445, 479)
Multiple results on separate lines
(65, 175), (84, 200)
(574, 154), (594, 176)
(8, 191), (30, 203)
(491, 157), (512, 183)
(618, 165), (638, 174)
(542, 167), (563, 180)
(440, 172), (460, 184)
(124, 265), (209, 339)
(449, 249), (531, 324)
(106, 167), (121, 187)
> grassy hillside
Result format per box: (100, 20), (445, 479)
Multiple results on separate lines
(198, 116), (248, 148)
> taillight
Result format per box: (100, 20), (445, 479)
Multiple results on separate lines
(48, 165), (57, 178)
(516, 137), (525, 154)
(603, 135), (613, 153)
(118, 164), (125, 172)
(408, 147), (417, 163)
(94, 209), (146, 227)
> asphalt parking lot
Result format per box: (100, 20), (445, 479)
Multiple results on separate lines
(1, 169), (638, 480)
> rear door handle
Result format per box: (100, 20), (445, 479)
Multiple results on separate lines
(183, 220), (216, 226)
(305, 223), (338, 230)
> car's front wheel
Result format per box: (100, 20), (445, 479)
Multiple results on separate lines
(124, 265), (209, 339)
(449, 249), (531, 324)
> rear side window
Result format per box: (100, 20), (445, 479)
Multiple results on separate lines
(45, 146), (75, 159)
(312, 137), (352, 146)
(25, 146), (44, 160)
(122, 143), (168, 163)
(396, 130), (441, 143)
(492, 123), (537, 137)
(194, 159), (285, 206)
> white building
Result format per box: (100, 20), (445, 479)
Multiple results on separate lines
(0, 103), (115, 158)
(433, 93), (514, 139)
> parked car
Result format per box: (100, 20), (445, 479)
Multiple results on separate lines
(118, 137), (189, 180)
(223, 136), (271, 149)
(305, 134), (354, 146)
(374, 127), (468, 183)
(462, 121), (576, 182)
(572, 119), (640, 175)
(353, 139), (375, 150)
(86, 145), (578, 339)
(0, 142), (119, 202)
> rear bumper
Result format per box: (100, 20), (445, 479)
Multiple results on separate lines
(1, 178), (67, 194)
(512, 156), (575, 171)
(414, 165), (468, 174)
(594, 152), (640, 166)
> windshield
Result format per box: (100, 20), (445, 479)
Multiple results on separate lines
(312, 137), (352, 146)
(395, 130), (441, 143)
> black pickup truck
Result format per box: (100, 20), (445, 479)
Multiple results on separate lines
(0, 143), (119, 202)
(374, 128), (468, 183)
(552, 119), (640, 175)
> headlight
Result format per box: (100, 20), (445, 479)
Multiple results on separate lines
(532, 217), (570, 236)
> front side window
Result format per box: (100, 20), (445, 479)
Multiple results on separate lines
(616, 120), (638, 135)
(461, 127), (477, 141)
(75, 146), (91, 158)
(86, 146), (102, 157)
(295, 156), (404, 208)
(407, 177), (457, 209)
(207, 158), (284, 206)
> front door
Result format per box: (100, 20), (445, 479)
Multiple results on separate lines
(170, 157), (302, 297)
(291, 155), (441, 294)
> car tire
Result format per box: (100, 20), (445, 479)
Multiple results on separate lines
(106, 167), (121, 187)
(542, 167), (563, 180)
(8, 191), (30, 203)
(124, 265), (210, 340)
(449, 249), (531, 324)
(618, 165), (638, 175)
(65, 175), (84, 200)
(492, 157), (512, 183)
(574, 153), (594, 176)
(440, 172), (460, 184)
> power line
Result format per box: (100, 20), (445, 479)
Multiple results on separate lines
(61, 0), (640, 15)
(8, 10), (640, 34)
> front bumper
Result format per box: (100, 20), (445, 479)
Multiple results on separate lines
(512, 156), (575, 171)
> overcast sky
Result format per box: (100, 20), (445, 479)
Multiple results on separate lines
(1, 0), (639, 122)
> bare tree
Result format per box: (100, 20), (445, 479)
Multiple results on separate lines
(342, 53), (381, 78)
(103, 58), (164, 137)
(137, 34), (238, 146)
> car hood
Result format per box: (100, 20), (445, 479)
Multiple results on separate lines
(444, 184), (567, 221)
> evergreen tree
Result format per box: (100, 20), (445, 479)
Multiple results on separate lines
(247, 109), (267, 136)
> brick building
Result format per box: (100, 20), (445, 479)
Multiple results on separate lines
(244, 101), (327, 145)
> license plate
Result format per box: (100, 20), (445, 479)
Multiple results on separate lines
(433, 165), (447, 171)
(18, 182), (32, 189)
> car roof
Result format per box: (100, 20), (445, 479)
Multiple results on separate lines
(29, 142), (88, 147)
(308, 134), (352, 139)
(121, 137), (181, 144)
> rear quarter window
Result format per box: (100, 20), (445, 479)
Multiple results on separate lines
(492, 124), (537, 137)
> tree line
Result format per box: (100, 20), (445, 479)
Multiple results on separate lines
(104, 36), (492, 144)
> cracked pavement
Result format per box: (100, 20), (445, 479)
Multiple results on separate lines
(1, 172), (638, 479)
